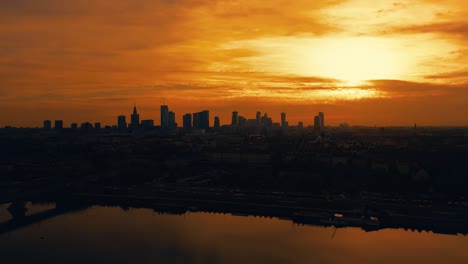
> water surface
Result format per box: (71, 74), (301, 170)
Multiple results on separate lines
(1, 204), (467, 264)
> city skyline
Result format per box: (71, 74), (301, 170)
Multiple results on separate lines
(1, 1), (468, 127)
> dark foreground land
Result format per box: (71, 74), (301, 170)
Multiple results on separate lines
(1, 125), (468, 235)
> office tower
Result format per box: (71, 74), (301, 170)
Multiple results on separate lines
(314, 115), (320, 135)
(43, 120), (51, 130)
(214, 116), (220, 128)
(118, 115), (127, 130)
(238, 116), (247, 127)
(94, 123), (101, 129)
(281, 112), (287, 128)
(298, 121), (304, 128)
(131, 105), (140, 129)
(200, 110), (209, 130)
(256, 112), (261, 126)
(169, 111), (176, 128)
(71, 123), (78, 129)
(160, 105), (169, 128)
(261, 113), (267, 125)
(141, 120), (154, 129)
(231, 111), (238, 127)
(193, 110), (209, 130)
(183, 114), (192, 130)
(54, 120), (63, 130)
(318, 112), (324, 131)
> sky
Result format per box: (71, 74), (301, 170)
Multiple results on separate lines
(1, 0), (467, 127)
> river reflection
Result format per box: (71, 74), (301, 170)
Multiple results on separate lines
(1, 204), (468, 264)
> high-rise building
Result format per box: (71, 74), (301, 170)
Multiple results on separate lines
(298, 122), (304, 128)
(94, 122), (101, 129)
(318, 112), (324, 131)
(141, 120), (154, 129)
(281, 112), (287, 128)
(238, 116), (247, 127)
(314, 115), (321, 135)
(118, 115), (127, 130)
(54, 120), (63, 130)
(160, 105), (169, 128)
(256, 112), (261, 126)
(169, 111), (176, 128)
(214, 116), (220, 128)
(43, 120), (52, 130)
(193, 110), (209, 130)
(183, 114), (192, 130)
(131, 105), (140, 129)
(71, 123), (78, 129)
(231, 111), (238, 127)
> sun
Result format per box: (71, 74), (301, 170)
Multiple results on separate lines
(303, 37), (405, 85)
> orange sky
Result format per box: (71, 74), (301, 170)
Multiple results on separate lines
(1, 0), (467, 127)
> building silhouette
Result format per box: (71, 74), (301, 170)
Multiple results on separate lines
(94, 123), (101, 129)
(43, 120), (51, 130)
(169, 111), (176, 128)
(131, 105), (140, 129)
(256, 112), (261, 126)
(214, 116), (220, 128)
(232, 111), (238, 127)
(193, 110), (209, 130)
(54, 120), (63, 130)
(183, 114), (192, 130)
(161, 105), (169, 128)
(281, 112), (287, 128)
(71, 123), (78, 129)
(141, 120), (154, 129)
(118, 115), (127, 130)
(319, 112), (325, 131)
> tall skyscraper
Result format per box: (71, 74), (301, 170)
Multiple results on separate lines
(183, 114), (192, 130)
(256, 112), (261, 126)
(214, 116), (220, 128)
(169, 111), (176, 128)
(131, 105), (140, 129)
(160, 105), (169, 128)
(193, 110), (209, 130)
(281, 112), (287, 128)
(43, 120), (51, 130)
(314, 115), (321, 135)
(118, 115), (127, 130)
(318, 112), (324, 131)
(231, 111), (238, 127)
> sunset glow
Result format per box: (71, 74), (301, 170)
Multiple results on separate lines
(0, 0), (467, 126)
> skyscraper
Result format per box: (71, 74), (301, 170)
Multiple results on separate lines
(256, 112), (261, 126)
(314, 115), (321, 135)
(231, 111), (238, 127)
(43, 120), (51, 130)
(281, 112), (287, 128)
(169, 111), (176, 128)
(193, 110), (209, 130)
(318, 112), (324, 131)
(183, 114), (192, 130)
(131, 105), (140, 129)
(214, 116), (220, 128)
(94, 122), (101, 129)
(118, 115), (127, 130)
(160, 105), (169, 128)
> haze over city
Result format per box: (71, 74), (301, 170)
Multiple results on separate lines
(1, 0), (468, 127)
